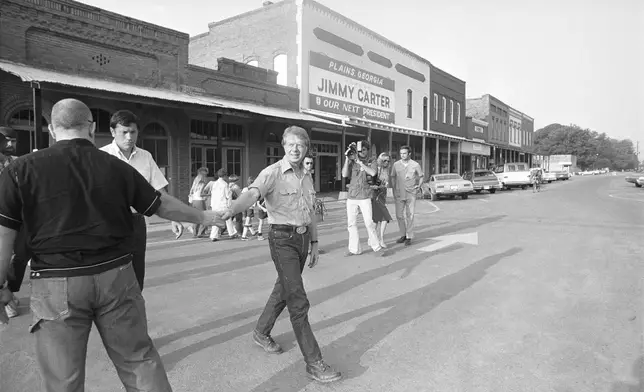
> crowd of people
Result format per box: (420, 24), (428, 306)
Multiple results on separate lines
(0, 97), (427, 390)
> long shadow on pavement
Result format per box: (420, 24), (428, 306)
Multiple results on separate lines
(145, 215), (505, 290)
(249, 247), (522, 392)
(157, 215), (508, 372)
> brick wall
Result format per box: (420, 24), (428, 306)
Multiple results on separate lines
(185, 65), (299, 110)
(430, 66), (467, 138)
(1, 0), (189, 89)
(189, 0), (298, 87)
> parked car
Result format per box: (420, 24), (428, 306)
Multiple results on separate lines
(493, 162), (532, 190)
(462, 169), (502, 194)
(554, 171), (570, 180)
(422, 173), (474, 200)
(541, 170), (557, 183)
(625, 175), (641, 187)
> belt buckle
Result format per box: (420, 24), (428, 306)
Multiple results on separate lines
(296, 226), (307, 234)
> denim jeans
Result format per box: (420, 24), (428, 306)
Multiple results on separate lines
(394, 195), (417, 239)
(29, 261), (172, 392)
(131, 214), (147, 290)
(255, 227), (323, 364)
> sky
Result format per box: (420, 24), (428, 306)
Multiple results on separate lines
(81, 0), (643, 153)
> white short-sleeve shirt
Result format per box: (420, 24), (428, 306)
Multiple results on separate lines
(100, 140), (169, 191)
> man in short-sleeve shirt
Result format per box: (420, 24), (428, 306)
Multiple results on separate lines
(219, 126), (341, 384)
(100, 110), (171, 291)
(391, 145), (424, 246)
(0, 98), (216, 392)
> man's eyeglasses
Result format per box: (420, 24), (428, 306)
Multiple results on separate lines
(304, 162), (313, 165)
(382, 160), (390, 163)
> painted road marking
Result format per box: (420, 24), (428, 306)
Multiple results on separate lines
(608, 194), (644, 203)
(418, 232), (479, 253)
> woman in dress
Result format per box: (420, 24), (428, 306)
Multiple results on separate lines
(371, 153), (393, 248)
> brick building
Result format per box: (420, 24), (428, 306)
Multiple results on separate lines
(464, 116), (491, 170)
(466, 94), (534, 167)
(190, 0), (474, 188)
(0, 0), (340, 200)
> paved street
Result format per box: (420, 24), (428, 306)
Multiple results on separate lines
(1, 174), (643, 392)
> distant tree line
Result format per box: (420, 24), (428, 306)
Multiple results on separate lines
(528, 123), (639, 171)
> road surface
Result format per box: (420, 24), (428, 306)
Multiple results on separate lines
(1, 174), (642, 392)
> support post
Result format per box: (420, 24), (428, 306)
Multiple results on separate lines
(388, 131), (393, 155)
(33, 86), (43, 150)
(216, 114), (223, 173)
(435, 138), (439, 174)
(421, 135), (426, 177)
(341, 127), (346, 192)
(447, 140), (451, 173)
(457, 142), (461, 174)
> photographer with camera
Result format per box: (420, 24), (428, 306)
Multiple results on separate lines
(341, 140), (388, 257)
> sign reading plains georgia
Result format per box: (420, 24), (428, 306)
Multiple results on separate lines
(308, 51), (396, 123)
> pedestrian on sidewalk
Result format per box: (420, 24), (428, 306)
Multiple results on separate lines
(255, 198), (268, 240)
(342, 140), (387, 257)
(100, 110), (178, 291)
(228, 174), (244, 236)
(240, 176), (258, 240)
(303, 155), (325, 255)
(0, 98), (220, 391)
(219, 125), (341, 383)
(206, 168), (236, 241)
(0, 127), (33, 320)
(391, 145), (424, 246)
(371, 152), (393, 248)
(188, 167), (210, 237)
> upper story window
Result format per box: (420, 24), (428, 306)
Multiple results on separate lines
(423, 96), (428, 130)
(273, 54), (288, 86)
(442, 96), (447, 123)
(433, 93), (438, 121)
(456, 102), (461, 127)
(449, 100), (454, 125)
(406, 89), (413, 118)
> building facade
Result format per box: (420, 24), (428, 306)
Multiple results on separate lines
(190, 0), (473, 185)
(0, 0), (340, 200)
(466, 94), (534, 167)
(464, 116), (491, 171)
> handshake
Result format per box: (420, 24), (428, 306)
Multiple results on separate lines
(201, 209), (233, 228)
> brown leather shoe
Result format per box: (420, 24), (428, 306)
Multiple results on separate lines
(306, 360), (342, 383)
(252, 330), (283, 354)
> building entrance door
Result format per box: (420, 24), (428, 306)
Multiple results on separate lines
(223, 147), (243, 181)
(191, 144), (220, 179)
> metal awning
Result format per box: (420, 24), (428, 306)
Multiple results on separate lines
(0, 59), (343, 127)
(346, 117), (466, 141)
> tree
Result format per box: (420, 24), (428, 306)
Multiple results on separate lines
(532, 124), (638, 170)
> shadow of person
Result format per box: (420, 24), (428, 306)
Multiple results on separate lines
(249, 247), (522, 392)
(611, 356), (643, 392)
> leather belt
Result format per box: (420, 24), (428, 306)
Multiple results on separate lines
(271, 224), (308, 234)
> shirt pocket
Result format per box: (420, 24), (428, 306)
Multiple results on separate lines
(279, 187), (299, 206)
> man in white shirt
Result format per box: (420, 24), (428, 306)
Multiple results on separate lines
(207, 168), (237, 241)
(100, 110), (172, 291)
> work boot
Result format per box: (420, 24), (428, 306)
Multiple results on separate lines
(306, 360), (342, 383)
(252, 330), (283, 354)
(396, 236), (407, 244)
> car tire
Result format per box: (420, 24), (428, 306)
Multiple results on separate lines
(430, 192), (438, 201)
(636, 183), (642, 188)
(521, 185), (527, 190)
(462, 194), (468, 200)
(475, 190), (481, 194)
(489, 189), (497, 194)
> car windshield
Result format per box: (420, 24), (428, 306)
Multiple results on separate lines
(474, 171), (494, 177)
(434, 174), (462, 181)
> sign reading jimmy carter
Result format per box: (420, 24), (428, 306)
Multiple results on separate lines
(308, 51), (396, 123)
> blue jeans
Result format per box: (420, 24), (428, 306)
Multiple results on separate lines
(29, 261), (172, 392)
(255, 226), (323, 364)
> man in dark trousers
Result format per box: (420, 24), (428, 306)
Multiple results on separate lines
(0, 126), (32, 319)
(0, 98), (219, 392)
(220, 126), (341, 383)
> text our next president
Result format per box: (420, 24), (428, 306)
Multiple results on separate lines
(308, 51), (396, 123)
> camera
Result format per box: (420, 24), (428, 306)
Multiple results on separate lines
(345, 142), (357, 157)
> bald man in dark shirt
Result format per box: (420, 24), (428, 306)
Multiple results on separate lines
(0, 98), (219, 392)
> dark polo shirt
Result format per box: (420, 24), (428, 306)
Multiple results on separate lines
(0, 138), (161, 277)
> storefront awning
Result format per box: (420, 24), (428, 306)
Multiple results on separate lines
(346, 117), (466, 141)
(0, 59), (343, 127)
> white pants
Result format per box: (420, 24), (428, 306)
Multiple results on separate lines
(210, 219), (237, 240)
(346, 198), (381, 254)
